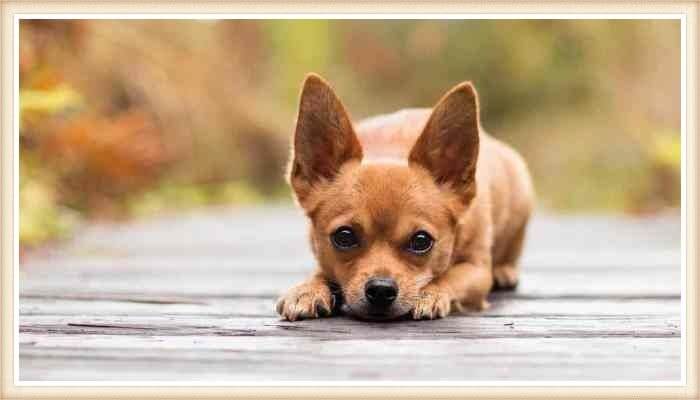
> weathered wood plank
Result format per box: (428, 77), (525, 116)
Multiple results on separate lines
(39, 208), (679, 252)
(19, 267), (682, 298)
(19, 337), (680, 381)
(24, 208), (680, 269)
(19, 314), (680, 339)
(19, 296), (681, 318)
(20, 250), (680, 272)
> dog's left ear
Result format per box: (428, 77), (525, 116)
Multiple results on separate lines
(289, 74), (363, 205)
(408, 82), (480, 203)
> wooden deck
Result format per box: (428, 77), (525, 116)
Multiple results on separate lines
(18, 206), (682, 381)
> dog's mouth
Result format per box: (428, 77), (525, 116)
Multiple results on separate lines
(365, 309), (409, 321)
(345, 306), (410, 322)
(341, 301), (411, 322)
(330, 281), (411, 321)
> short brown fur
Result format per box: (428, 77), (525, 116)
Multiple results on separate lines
(277, 74), (534, 321)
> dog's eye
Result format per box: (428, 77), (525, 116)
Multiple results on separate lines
(331, 226), (360, 250)
(406, 231), (434, 255)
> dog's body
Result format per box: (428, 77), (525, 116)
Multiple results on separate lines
(276, 75), (534, 321)
(356, 109), (534, 296)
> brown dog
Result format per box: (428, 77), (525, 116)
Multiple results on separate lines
(276, 74), (534, 321)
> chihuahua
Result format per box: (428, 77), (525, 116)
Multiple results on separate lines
(276, 74), (534, 321)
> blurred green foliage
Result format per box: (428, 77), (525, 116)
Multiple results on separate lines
(19, 19), (680, 246)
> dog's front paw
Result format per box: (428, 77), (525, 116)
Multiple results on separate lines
(275, 281), (334, 321)
(493, 263), (519, 291)
(412, 285), (451, 320)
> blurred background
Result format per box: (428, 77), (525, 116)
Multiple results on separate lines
(19, 19), (681, 248)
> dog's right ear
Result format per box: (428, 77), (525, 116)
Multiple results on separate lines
(288, 74), (363, 204)
(408, 82), (480, 204)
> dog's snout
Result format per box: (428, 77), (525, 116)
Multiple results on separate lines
(365, 278), (398, 307)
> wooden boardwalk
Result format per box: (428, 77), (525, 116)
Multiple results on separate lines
(19, 206), (682, 381)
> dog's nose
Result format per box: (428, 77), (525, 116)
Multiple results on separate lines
(365, 278), (398, 307)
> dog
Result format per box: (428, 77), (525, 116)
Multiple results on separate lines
(276, 74), (534, 321)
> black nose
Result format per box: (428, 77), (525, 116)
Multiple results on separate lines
(365, 278), (398, 308)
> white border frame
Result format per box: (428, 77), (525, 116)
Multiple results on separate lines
(12, 13), (688, 388)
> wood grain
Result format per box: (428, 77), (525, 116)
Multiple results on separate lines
(20, 338), (680, 381)
(18, 207), (682, 381)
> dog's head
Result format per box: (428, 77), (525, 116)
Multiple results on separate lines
(288, 74), (480, 320)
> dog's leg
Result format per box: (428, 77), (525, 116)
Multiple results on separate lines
(413, 262), (493, 320)
(492, 220), (528, 291)
(275, 271), (335, 321)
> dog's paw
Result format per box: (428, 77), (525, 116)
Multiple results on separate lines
(412, 285), (451, 320)
(275, 281), (334, 321)
(493, 264), (519, 291)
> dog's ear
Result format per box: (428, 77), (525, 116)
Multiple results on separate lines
(288, 73), (363, 204)
(408, 82), (480, 203)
